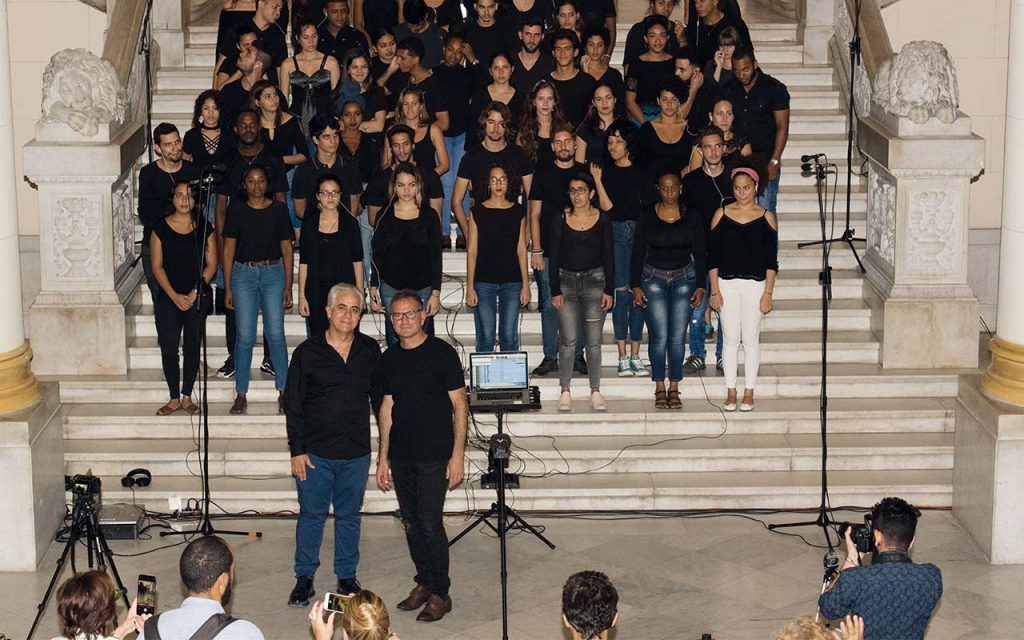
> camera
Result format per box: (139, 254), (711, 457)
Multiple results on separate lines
(65, 473), (102, 497)
(839, 515), (875, 554)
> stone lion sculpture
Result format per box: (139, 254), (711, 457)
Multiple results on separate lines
(41, 48), (127, 137)
(873, 40), (959, 125)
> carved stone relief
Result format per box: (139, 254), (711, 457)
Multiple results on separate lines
(40, 49), (127, 137)
(868, 169), (896, 268)
(905, 190), (960, 275)
(873, 41), (959, 124)
(112, 171), (134, 278)
(834, 0), (873, 119)
(52, 197), (103, 280)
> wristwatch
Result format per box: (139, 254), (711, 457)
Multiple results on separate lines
(770, 158), (780, 166)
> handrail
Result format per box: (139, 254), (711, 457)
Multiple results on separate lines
(101, 0), (149, 86)
(846, 0), (894, 81)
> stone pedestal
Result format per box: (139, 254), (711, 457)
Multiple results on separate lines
(801, 0), (835, 64)
(953, 376), (1024, 564)
(858, 106), (984, 368)
(151, 0), (189, 68)
(0, 386), (64, 570)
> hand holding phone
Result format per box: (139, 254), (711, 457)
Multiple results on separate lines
(136, 574), (156, 615)
(323, 591), (350, 613)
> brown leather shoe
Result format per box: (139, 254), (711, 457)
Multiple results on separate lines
(396, 584), (432, 611)
(229, 394), (247, 415)
(415, 594), (452, 622)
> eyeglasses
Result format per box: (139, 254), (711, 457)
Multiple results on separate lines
(391, 309), (422, 321)
(489, 176), (508, 184)
(568, 187), (589, 195)
(318, 190), (342, 197)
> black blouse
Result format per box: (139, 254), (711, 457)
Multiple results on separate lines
(636, 121), (693, 177)
(152, 219), (214, 294)
(708, 211), (779, 281)
(260, 117), (307, 162)
(472, 203), (526, 284)
(602, 163), (656, 223)
(370, 204), (443, 291)
(299, 210), (364, 297)
(625, 58), (675, 106)
(548, 211), (615, 296)
(223, 200), (293, 263)
(630, 205), (707, 289)
(183, 127), (237, 173)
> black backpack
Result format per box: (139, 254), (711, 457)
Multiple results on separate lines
(143, 612), (239, 640)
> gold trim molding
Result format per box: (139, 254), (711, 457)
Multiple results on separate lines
(0, 342), (41, 414)
(982, 337), (1024, 407)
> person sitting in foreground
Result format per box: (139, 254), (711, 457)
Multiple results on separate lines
(772, 614), (864, 640)
(51, 570), (149, 640)
(562, 570), (618, 640)
(309, 591), (400, 640)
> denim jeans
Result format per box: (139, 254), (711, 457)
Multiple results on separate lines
(442, 133), (469, 236)
(391, 459), (451, 597)
(472, 281), (522, 352)
(611, 221), (645, 343)
(642, 263), (696, 382)
(535, 259), (583, 360)
(379, 281), (434, 346)
(294, 453), (371, 580)
(141, 244), (160, 303)
(757, 173), (780, 216)
(556, 268), (607, 389)
(357, 208), (373, 285)
(688, 275), (723, 361)
(231, 262), (289, 392)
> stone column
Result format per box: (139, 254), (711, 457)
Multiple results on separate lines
(151, 0), (190, 68)
(801, 0), (835, 65)
(0, 0), (39, 413)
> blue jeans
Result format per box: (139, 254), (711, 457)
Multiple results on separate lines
(231, 262), (289, 393)
(442, 133), (469, 236)
(688, 275), (723, 361)
(642, 263), (696, 382)
(534, 259), (583, 359)
(611, 221), (645, 343)
(473, 281), (522, 352)
(758, 173), (780, 216)
(379, 281), (435, 346)
(286, 167), (302, 229)
(294, 452), (371, 580)
(357, 207), (373, 284)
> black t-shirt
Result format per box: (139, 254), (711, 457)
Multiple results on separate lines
(339, 134), (380, 188)
(393, 23), (445, 69)
(361, 0), (400, 35)
(636, 121), (693, 177)
(594, 66), (625, 105)
(299, 210), (364, 295)
(510, 52), (555, 98)
(721, 71), (791, 157)
(463, 22), (515, 83)
(218, 149), (289, 199)
(625, 58), (675, 107)
(406, 73), (449, 126)
(292, 156), (359, 216)
(363, 166), (444, 209)
(137, 161), (200, 246)
(152, 219), (214, 294)
(499, 0), (552, 36)
(218, 79), (253, 124)
(623, 21), (681, 69)
(261, 117), (307, 161)
(223, 200), (293, 263)
(472, 203), (526, 283)
(317, 25), (369, 63)
(528, 161), (586, 255)
(381, 336), (465, 462)
(681, 167), (733, 229)
(575, 0), (616, 32)
(182, 128), (237, 173)
(630, 205), (707, 288)
(466, 87), (523, 149)
(549, 71), (595, 126)
(602, 163), (657, 223)
(685, 13), (752, 67)
(457, 143), (534, 197)
(371, 58), (408, 113)
(370, 204), (443, 290)
(432, 62), (475, 138)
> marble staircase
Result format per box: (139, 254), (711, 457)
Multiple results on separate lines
(56, 2), (965, 515)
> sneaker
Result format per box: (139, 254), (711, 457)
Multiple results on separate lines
(716, 359), (724, 372)
(260, 358), (276, 377)
(337, 577), (362, 596)
(682, 355), (706, 375)
(288, 576), (315, 607)
(629, 356), (648, 376)
(531, 356), (558, 377)
(573, 354), (588, 375)
(216, 357), (235, 378)
(589, 391), (607, 411)
(617, 355), (632, 377)
(557, 390), (572, 412)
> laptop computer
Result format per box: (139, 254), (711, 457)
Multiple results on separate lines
(469, 351), (532, 408)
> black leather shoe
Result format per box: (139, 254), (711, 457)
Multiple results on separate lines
(337, 577), (362, 596)
(288, 576), (315, 607)
(531, 356), (558, 377)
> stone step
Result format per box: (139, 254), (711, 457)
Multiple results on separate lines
(63, 397), (955, 439)
(80, 468), (953, 512)
(64, 431), (953, 478)
(54, 364), (962, 404)
(124, 330), (882, 370)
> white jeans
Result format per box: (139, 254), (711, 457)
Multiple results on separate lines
(719, 278), (766, 391)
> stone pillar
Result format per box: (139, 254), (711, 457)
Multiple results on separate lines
(801, 0), (835, 64)
(858, 106), (984, 369)
(951, 0), (1024, 565)
(151, 0), (190, 68)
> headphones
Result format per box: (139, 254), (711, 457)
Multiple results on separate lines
(121, 468), (152, 489)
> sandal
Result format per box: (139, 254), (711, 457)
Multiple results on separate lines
(667, 390), (682, 410)
(180, 398), (200, 416)
(654, 388), (669, 409)
(156, 400), (182, 416)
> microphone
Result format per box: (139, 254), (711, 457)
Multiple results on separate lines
(187, 174), (224, 186)
(205, 163), (227, 173)
(801, 153), (826, 163)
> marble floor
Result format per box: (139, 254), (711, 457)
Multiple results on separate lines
(2, 509), (1023, 639)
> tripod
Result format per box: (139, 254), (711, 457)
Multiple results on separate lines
(449, 407), (555, 640)
(768, 158), (839, 548)
(162, 168), (261, 541)
(798, 0), (867, 274)
(28, 487), (130, 640)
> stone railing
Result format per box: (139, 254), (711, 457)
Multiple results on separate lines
(22, 0), (153, 375)
(828, 0), (985, 368)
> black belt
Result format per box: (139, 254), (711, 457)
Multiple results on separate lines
(236, 258), (281, 268)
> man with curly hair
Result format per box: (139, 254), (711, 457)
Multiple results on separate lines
(562, 570), (618, 640)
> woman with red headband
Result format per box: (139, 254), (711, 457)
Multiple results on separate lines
(708, 162), (778, 412)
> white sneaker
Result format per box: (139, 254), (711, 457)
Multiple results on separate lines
(630, 356), (648, 376)
(617, 355), (632, 377)
(558, 390), (572, 412)
(589, 391), (607, 411)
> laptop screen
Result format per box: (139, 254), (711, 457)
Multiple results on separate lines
(470, 352), (528, 390)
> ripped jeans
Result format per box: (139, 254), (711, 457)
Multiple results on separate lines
(556, 267), (607, 389)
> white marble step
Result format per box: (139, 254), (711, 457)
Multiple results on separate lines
(54, 364), (962, 404)
(62, 397), (955, 439)
(80, 468), (952, 512)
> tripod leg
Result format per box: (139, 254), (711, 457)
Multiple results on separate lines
(448, 505), (498, 547)
(27, 516), (86, 640)
(91, 508), (131, 608)
(505, 508), (556, 549)
(846, 238), (866, 274)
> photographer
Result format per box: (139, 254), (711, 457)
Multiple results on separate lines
(819, 497), (943, 640)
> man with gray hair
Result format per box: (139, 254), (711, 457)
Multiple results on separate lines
(283, 283), (382, 607)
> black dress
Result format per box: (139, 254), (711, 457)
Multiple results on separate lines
(288, 55), (334, 135)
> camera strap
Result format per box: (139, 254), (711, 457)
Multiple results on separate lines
(143, 612), (239, 640)
(872, 550), (912, 565)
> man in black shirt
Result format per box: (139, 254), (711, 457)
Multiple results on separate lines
(685, 0), (752, 66)
(462, 0), (514, 84)
(318, 0), (369, 62)
(511, 17), (555, 97)
(681, 126), (732, 375)
(432, 32), (475, 248)
(396, 37), (449, 131)
(219, 44), (271, 124)
(376, 289), (467, 623)
(392, 0), (445, 69)
(576, 0), (617, 51)
(675, 47), (715, 126)
(528, 125), (587, 376)
(217, 0), (288, 80)
(292, 116), (362, 225)
(284, 283), (383, 607)
(363, 125), (444, 225)
(722, 47), (790, 215)
(452, 102), (534, 246)
(214, 22), (259, 88)
(549, 30), (595, 127)
(138, 123), (199, 302)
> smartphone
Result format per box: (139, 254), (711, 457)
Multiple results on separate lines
(137, 574), (157, 615)
(323, 592), (349, 613)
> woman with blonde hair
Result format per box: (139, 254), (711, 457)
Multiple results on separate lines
(309, 591), (400, 640)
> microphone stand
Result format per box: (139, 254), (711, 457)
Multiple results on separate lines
(797, 0), (867, 274)
(162, 165), (261, 541)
